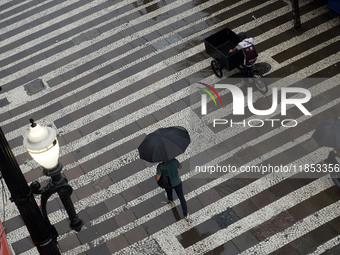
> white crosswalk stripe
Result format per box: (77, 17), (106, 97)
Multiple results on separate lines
(0, 0), (73, 34)
(0, 0), (160, 67)
(240, 199), (340, 255)
(0, 0), (33, 17)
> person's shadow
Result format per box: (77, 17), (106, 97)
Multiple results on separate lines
(172, 207), (227, 253)
(170, 206), (181, 221)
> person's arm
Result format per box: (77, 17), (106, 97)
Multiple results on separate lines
(155, 164), (161, 181)
(175, 158), (182, 169)
(229, 47), (237, 53)
(155, 174), (161, 181)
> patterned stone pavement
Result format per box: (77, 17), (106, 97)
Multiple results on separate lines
(0, 0), (340, 254)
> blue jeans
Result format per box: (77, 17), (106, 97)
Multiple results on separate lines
(165, 182), (188, 217)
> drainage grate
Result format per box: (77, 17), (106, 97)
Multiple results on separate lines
(212, 207), (240, 229)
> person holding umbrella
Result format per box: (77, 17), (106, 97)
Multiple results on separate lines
(138, 126), (191, 220)
(155, 158), (188, 220)
(320, 148), (340, 189)
(312, 118), (340, 189)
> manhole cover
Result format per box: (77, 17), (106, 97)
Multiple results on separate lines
(212, 207), (240, 229)
(24, 79), (46, 95)
(0, 98), (9, 107)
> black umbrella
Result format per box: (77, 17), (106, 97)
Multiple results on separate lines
(138, 126), (190, 163)
(312, 118), (340, 148)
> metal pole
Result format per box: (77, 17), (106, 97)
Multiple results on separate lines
(0, 128), (61, 255)
(291, 0), (301, 30)
(42, 163), (83, 232)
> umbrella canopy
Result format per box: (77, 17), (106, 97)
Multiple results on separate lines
(312, 118), (340, 148)
(138, 126), (190, 163)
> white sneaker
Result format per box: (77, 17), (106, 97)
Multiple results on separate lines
(184, 213), (190, 221)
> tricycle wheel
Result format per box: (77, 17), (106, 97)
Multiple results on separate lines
(211, 60), (223, 78)
(252, 71), (268, 94)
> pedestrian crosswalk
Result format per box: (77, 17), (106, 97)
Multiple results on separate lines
(0, 0), (340, 254)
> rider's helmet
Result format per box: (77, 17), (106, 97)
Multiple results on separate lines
(238, 32), (247, 41)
